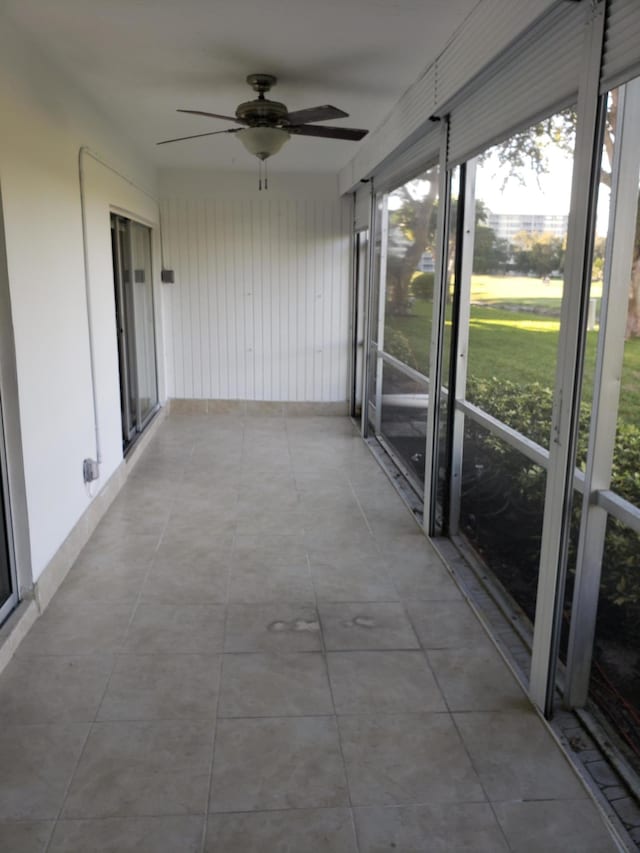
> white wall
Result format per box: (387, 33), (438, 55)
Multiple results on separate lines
(160, 170), (352, 403)
(0, 15), (160, 581)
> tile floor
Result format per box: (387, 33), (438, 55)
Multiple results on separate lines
(0, 412), (621, 852)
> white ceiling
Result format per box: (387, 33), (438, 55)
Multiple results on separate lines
(4, 0), (480, 174)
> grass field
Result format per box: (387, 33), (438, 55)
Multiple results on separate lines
(385, 275), (640, 426)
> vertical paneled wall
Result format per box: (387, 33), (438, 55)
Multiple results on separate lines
(160, 172), (352, 402)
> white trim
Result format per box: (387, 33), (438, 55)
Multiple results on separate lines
(601, 0), (640, 91)
(529, 4), (608, 715)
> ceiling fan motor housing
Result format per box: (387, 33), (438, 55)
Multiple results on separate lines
(236, 98), (289, 126)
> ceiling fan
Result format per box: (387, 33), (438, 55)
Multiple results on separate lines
(157, 73), (369, 163)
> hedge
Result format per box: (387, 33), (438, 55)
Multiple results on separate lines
(462, 376), (640, 618)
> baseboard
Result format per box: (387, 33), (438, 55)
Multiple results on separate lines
(0, 404), (167, 675)
(169, 398), (349, 416)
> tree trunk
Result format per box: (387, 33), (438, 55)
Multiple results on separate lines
(389, 181), (438, 313)
(625, 193), (640, 339)
(625, 252), (640, 338)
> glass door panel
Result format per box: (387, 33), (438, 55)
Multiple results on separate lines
(0, 477), (12, 615)
(454, 110), (575, 635)
(366, 164), (440, 493)
(564, 77), (640, 770)
(130, 221), (158, 426)
(352, 230), (369, 417)
(111, 214), (159, 450)
(435, 165), (462, 533)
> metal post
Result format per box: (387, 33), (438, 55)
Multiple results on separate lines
(348, 193), (358, 418)
(529, 1), (607, 715)
(361, 186), (376, 437)
(373, 197), (390, 436)
(566, 78), (640, 707)
(449, 160), (477, 535)
(423, 120), (451, 532)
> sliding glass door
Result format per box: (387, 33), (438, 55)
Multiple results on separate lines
(0, 450), (15, 624)
(366, 164), (439, 493)
(111, 214), (158, 450)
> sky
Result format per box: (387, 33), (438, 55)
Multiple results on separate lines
(475, 146), (611, 235)
(387, 143), (612, 236)
(475, 147), (573, 216)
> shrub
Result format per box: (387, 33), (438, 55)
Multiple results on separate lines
(411, 272), (435, 300)
(462, 375), (640, 620)
(384, 328), (418, 370)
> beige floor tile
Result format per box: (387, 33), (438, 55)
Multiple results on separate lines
(354, 802), (510, 852)
(427, 645), (529, 711)
(97, 654), (221, 721)
(204, 808), (358, 852)
(311, 561), (399, 603)
(153, 532), (234, 567)
(95, 506), (169, 540)
(48, 816), (204, 853)
(224, 603), (322, 652)
(406, 600), (492, 650)
(227, 563), (315, 604)
(297, 491), (362, 513)
(55, 569), (145, 606)
(162, 510), (238, 539)
(17, 602), (134, 658)
(454, 710), (588, 801)
(173, 483), (239, 510)
(62, 720), (214, 818)
(366, 511), (420, 537)
(320, 603), (419, 651)
(232, 533), (307, 566)
(339, 713), (485, 806)
(140, 559), (229, 605)
(0, 820), (52, 853)
(234, 510), (305, 535)
(0, 723), (89, 819)
(78, 531), (159, 569)
(219, 652), (333, 717)
(327, 651), (446, 714)
(492, 799), (619, 852)
(123, 604), (225, 654)
(297, 506), (363, 529)
(391, 560), (463, 601)
(304, 520), (374, 548)
(209, 717), (348, 812)
(2, 413), (619, 852)
(0, 655), (113, 724)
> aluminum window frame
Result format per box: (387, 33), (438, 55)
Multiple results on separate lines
(566, 75), (640, 707)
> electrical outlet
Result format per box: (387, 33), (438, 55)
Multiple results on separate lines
(83, 458), (99, 483)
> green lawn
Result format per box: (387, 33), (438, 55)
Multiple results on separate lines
(385, 279), (640, 427)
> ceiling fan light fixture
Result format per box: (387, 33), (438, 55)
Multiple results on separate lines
(237, 126), (290, 161)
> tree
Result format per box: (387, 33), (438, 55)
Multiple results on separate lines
(385, 170), (439, 314)
(474, 223), (510, 274)
(592, 234), (607, 281)
(386, 98), (640, 333)
(493, 98), (640, 337)
(511, 231), (565, 277)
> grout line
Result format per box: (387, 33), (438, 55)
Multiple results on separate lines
(45, 438), (189, 850)
(200, 651), (223, 853)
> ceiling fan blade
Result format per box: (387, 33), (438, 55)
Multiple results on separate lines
(177, 109), (246, 124)
(156, 128), (239, 145)
(285, 105), (349, 124)
(289, 124), (368, 141)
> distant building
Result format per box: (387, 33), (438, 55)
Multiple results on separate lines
(486, 211), (568, 243)
(417, 252), (435, 273)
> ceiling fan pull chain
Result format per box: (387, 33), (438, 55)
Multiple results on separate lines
(265, 160), (268, 191)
